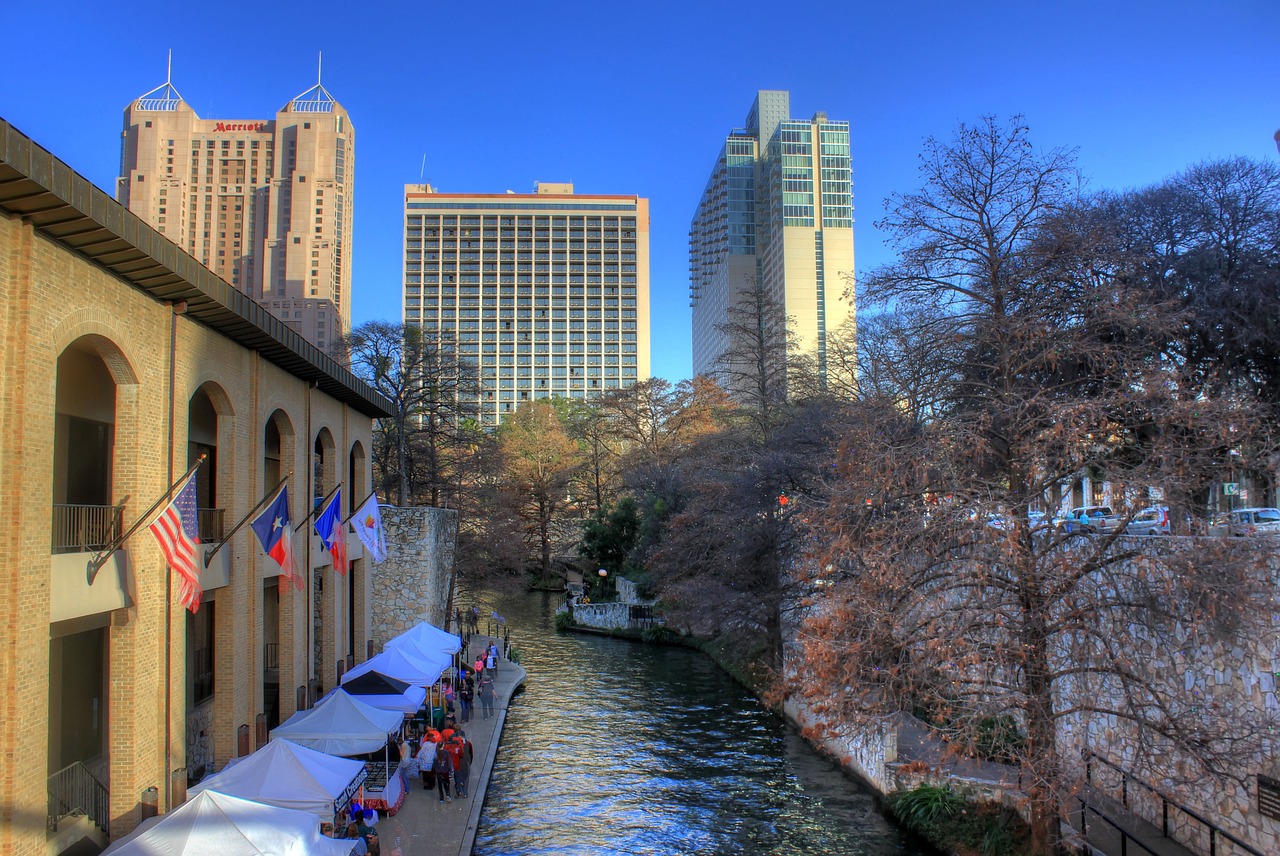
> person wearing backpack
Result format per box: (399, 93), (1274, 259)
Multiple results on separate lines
(431, 742), (454, 802)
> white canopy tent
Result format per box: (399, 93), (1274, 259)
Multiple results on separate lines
(269, 689), (404, 756)
(188, 738), (367, 819)
(341, 646), (448, 689)
(320, 685), (426, 716)
(386, 622), (461, 658)
(100, 789), (354, 856)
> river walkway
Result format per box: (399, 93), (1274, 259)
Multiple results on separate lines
(372, 634), (527, 856)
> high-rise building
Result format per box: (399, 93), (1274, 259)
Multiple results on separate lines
(117, 74), (355, 352)
(403, 183), (651, 426)
(689, 90), (855, 387)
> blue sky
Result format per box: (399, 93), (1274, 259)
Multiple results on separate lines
(6, 1), (1278, 383)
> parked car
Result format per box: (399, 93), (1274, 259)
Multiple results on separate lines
(1056, 505), (1122, 534)
(1209, 507), (1280, 537)
(1125, 505), (1170, 536)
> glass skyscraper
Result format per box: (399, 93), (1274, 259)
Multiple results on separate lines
(689, 90), (855, 387)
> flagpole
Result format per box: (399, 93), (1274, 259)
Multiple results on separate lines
(203, 473), (292, 568)
(295, 481), (344, 533)
(341, 488), (380, 527)
(86, 454), (206, 582)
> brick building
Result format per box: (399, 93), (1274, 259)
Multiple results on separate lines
(0, 118), (392, 855)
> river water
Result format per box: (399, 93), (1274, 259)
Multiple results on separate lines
(467, 590), (930, 856)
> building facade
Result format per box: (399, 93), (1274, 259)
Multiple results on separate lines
(689, 90), (855, 389)
(0, 119), (390, 854)
(402, 183), (651, 426)
(116, 76), (355, 352)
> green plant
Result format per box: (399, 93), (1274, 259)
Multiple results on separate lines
(886, 784), (964, 833)
(554, 611), (575, 631)
(640, 624), (675, 644)
(506, 647), (521, 664)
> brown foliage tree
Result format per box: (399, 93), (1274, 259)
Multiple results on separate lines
(498, 400), (582, 586)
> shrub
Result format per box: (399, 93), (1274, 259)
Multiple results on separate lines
(973, 715), (1026, 765)
(888, 786), (1031, 856)
(886, 784), (964, 834)
(554, 611), (575, 632)
(640, 624), (675, 644)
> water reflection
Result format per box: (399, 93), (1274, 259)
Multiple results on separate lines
(470, 590), (929, 856)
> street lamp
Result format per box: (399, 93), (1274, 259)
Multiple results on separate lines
(598, 568), (608, 601)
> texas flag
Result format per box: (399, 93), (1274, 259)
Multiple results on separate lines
(250, 486), (300, 590)
(313, 489), (348, 575)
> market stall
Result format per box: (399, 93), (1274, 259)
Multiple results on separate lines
(101, 789), (355, 856)
(189, 737), (367, 823)
(269, 690), (408, 815)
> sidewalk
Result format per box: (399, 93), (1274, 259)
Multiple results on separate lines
(374, 636), (527, 856)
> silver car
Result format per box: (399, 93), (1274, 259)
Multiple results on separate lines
(1125, 506), (1170, 536)
(1211, 507), (1280, 537)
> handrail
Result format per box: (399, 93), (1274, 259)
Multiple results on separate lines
(1084, 750), (1264, 856)
(47, 760), (109, 836)
(1077, 797), (1161, 856)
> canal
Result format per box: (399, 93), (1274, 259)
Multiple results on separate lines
(468, 589), (930, 856)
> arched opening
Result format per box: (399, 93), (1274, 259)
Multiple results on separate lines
(346, 441), (368, 665)
(313, 427), (337, 506)
(312, 428), (338, 691)
(261, 410), (295, 730)
(48, 334), (135, 800)
(187, 385), (226, 541)
(52, 338), (123, 553)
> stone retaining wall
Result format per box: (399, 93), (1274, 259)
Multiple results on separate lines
(370, 506), (458, 647)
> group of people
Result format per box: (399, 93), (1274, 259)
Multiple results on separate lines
(396, 637), (504, 806)
(441, 641), (500, 723)
(402, 723), (474, 804)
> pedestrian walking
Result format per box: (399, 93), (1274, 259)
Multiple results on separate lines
(452, 730), (473, 798)
(486, 641), (498, 674)
(473, 655), (485, 678)
(416, 739), (437, 791)
(477, 673), (496, 719)
(431, 743), (454, 802)
(459, 680), (474, 722)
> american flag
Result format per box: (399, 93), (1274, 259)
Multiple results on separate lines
(149, 472), (203, 612)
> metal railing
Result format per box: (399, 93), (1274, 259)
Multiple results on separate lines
(1083, 751), (1264, 856)
(197, 507), (225, 542)
(51, 504), (123, 554)
(48, 761), (109, 835)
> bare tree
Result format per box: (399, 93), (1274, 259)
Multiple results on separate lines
(341, 321), (479, 506)
(788, 116), (1276, 856)
(714, 279), (794, 437)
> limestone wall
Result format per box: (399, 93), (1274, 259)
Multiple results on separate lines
(370, 506), (458, 648)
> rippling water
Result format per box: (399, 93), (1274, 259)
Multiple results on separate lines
(469, 590), (930, 856)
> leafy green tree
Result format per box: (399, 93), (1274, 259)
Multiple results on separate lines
(578, 497), (640, 578)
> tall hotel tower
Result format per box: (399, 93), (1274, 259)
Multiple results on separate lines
(117, 74), (355, 351)
(403, 183), (651, 426)
(689, 90), (854, 386)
